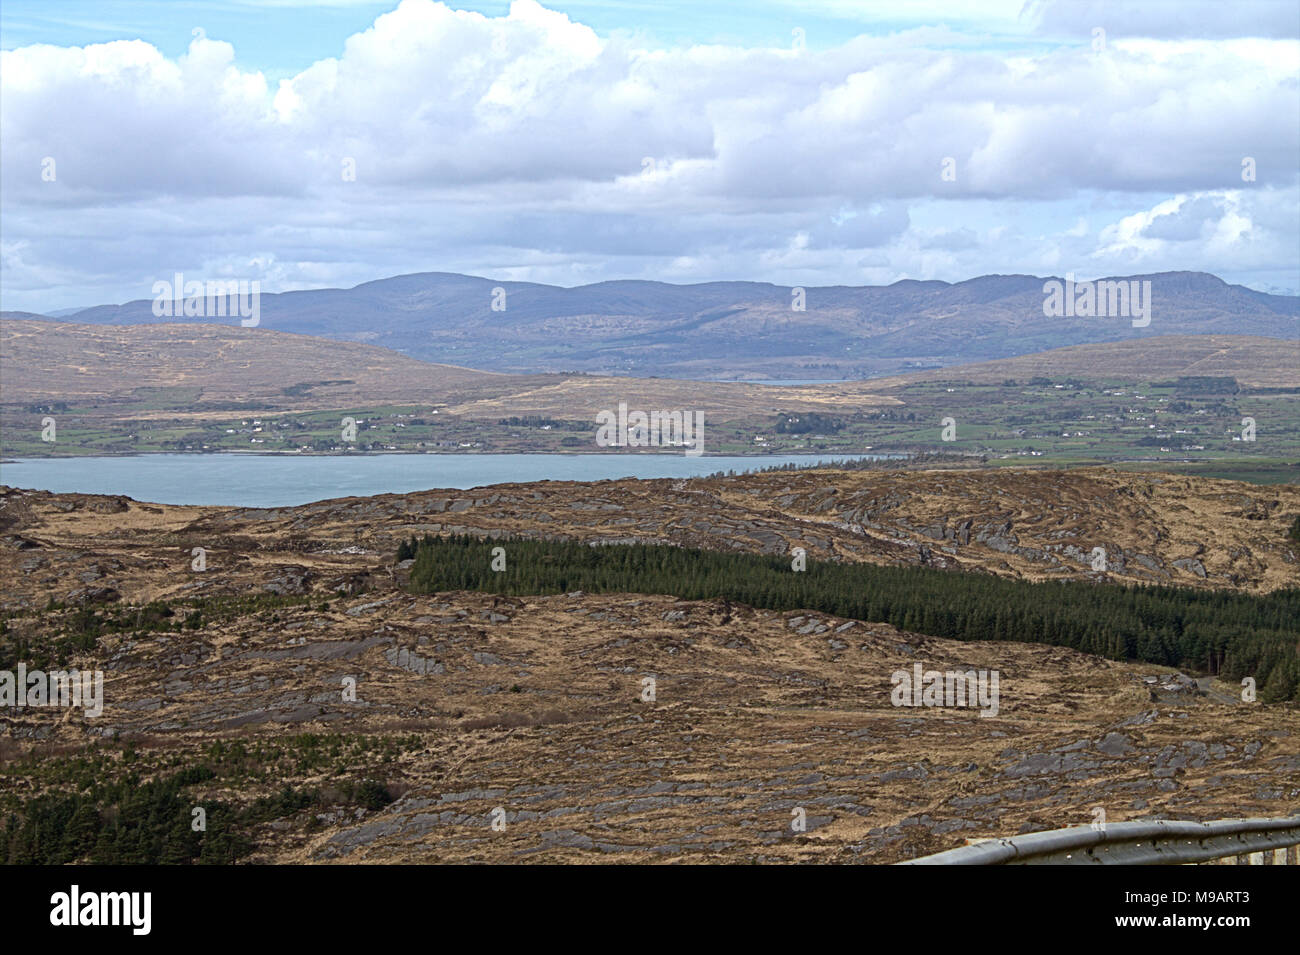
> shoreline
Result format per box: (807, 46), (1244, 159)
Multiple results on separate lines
(2, 449), (909, 463)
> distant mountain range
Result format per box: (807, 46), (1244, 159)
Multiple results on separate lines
(8, 270), (1296, 379)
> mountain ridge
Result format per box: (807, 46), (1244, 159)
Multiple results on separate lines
(11, 269), (1294, 379)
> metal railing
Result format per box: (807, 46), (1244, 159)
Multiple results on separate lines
(898, 815), (1300, 865)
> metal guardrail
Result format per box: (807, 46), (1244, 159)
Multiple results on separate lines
(898, 816), (1300, 865)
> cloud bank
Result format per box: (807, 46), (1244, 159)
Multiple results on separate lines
(2, 0), (1297, 311)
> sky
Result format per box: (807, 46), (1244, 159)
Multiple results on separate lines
(1, 0), (1298, 313)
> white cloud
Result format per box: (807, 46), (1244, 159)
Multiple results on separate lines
(1, 0), (1297, 310)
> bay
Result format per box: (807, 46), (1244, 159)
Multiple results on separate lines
(0, 452), (897, 507)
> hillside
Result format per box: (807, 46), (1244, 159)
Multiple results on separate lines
(4, 321), (1295, 415)
(1, 467), (1296, 863)
(0, 319), (541, 410)
(15, 270), (1297, 379)
(0, 318), (893, 421)
(5, 466), (1297, 597)
(3, 321), (1296, 468)
(870, 335), (1300, 391)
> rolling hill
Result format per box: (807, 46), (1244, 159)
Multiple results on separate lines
(3, 320), (1295, 467)
(866, 335), (1300, 391)
(0, 319), (894, 421)
(4, 320), (1295, 418)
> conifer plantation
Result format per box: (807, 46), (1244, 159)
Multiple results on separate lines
(402, 534), (1300, 702)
